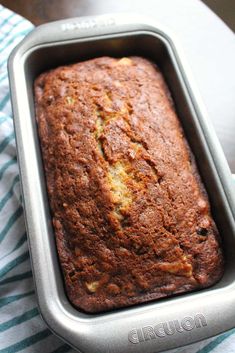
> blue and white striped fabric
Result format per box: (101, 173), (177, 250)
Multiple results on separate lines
(0, 4), (235, 353)
(0, 5), (75, 353)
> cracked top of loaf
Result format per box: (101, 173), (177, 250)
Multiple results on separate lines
(34, 56), (223, 313)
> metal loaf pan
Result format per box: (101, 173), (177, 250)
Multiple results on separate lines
(8, 14), (235, 353)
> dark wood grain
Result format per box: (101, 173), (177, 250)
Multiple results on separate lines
(1, 0), (235, 172)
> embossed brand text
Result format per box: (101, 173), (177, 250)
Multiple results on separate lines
(61, 18), (115, 31)
(128, 314), (207, 344)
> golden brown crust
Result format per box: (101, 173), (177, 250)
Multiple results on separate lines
(34, 56), (224, 313)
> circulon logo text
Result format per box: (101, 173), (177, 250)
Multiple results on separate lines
(61, 18), (115, 31)
(128, 314), (207, 344)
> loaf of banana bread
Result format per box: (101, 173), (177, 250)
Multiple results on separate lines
(34, 56), (223, 313)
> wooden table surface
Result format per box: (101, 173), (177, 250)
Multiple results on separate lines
(2, 0), (235, 173)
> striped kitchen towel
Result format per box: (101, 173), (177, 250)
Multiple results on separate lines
(0, 5), (75, 353)
(0, 4), (235, 353)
